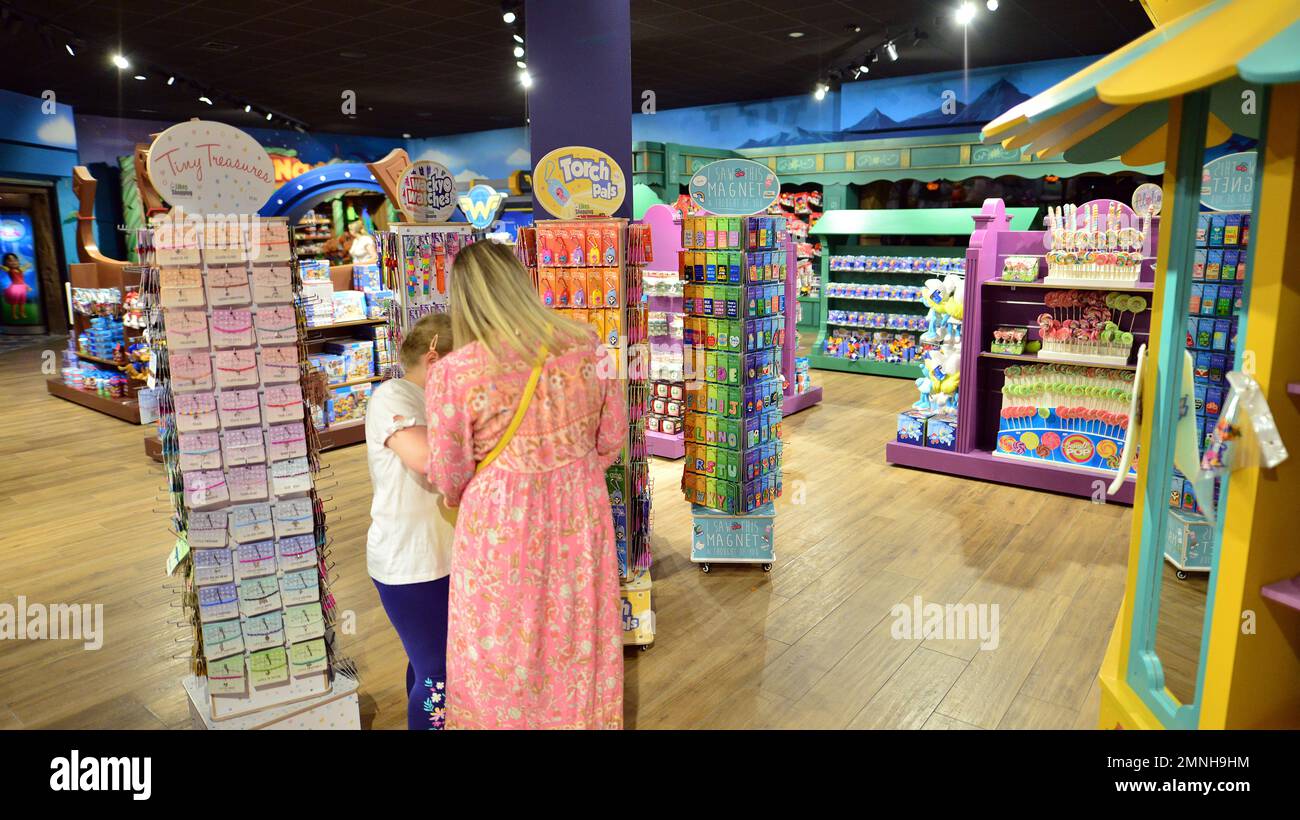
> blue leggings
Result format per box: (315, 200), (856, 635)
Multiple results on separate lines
(373, 577), (449, 730)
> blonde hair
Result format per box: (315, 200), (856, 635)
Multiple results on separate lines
(400, 312), (454, 368)
(449, 239), (592, 358)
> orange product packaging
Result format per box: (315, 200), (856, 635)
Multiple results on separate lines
(570, 267), (587, 308)
(587, 308), (604, 341)
(586, 228), (602, 266)
(537, 228), (555, 266)
(602, 267), (620, 308)
(587, 269), (604, 310)
(538, 267), (555, 307)
(602, 308), (621, 347)
(601, 226), (618, 267)
(569, 227), (587, 267)
(556, 269), (570, 308)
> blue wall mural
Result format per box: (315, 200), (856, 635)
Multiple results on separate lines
(0, 88), (80, 280)
(406, 126), (531, 187)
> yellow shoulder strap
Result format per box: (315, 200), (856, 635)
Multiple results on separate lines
(476, 348), (545, 474)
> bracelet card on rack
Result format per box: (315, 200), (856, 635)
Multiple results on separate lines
(229, 502), (273, 543)
(198, 582), (239, 623)
(201, 619), (244, 660)
(218, 389), (262, 429)
(288, 638), (328, 678)
(254, 305), (297, 345)
(214, 348), (259, 388)
(206, 653), (247, 695)
(188, 510), (228, 548)
(193, 547), (235, 586)
(171, 352), (215, 393)
(283, 602), (325, 642)
(234, 539), (277, 580)
(271, 456), (312, 496)
(242, 610), (285, 652)
(206, 266), (252, 307)
(221, 428), (266, 467)
(276, 534), (316, 572)
(238, 575), (282, 617)
(165, 310), (210, 350)
(247, 647), (289, 689)
(228, 464), (269, 503)
(258, 345), (299, 384)
(211, 308), (254, 348)
(263, 384), (304, 423)
(267, 423), (308, 461)
(279, 567), (320, 606)
(178, 432), (222, 472)
(183, 469), (229, 508)
(159, 267), (206, 308)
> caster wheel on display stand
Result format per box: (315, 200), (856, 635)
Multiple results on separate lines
(1176, 570), (1188, 580)
(639, 644), (652, 652)
(762, 563), (773, 572)
(700, 563), (711, 574)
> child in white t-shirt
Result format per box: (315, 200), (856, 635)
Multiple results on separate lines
(364, 312), (455, 730)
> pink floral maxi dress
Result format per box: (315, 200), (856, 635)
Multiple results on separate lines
(425, 336), (628, 729)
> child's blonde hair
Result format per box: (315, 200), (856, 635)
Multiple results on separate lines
(449, 239), (592, 359)
(399, 312), (454, 368)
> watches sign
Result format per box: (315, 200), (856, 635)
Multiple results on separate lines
(397, 160), (457, 223)
(688, 158), (781, 216)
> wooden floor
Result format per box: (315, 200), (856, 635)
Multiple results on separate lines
(0, 338), (1142, 729)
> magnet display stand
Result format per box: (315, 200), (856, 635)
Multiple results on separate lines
(690, 502), (776, 573)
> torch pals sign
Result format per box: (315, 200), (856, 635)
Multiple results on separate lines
(147, 120), (276, 216)
(397, 160), (457, 223)
(534, 146), (625, 219)
(688, 158), (780, 216)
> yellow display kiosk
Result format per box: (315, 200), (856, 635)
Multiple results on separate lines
(983, 0), (1300, 729)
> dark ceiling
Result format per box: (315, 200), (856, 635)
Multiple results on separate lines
(0, 0), (1152, 137)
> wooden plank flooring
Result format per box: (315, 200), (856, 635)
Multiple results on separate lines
(0, 338), (1146, 729)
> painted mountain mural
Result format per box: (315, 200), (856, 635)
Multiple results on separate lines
(844, 108), (900, 133)
(898, 78), (1029, 129)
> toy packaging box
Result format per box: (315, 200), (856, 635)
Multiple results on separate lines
(331, 291), (368, 323)
(299, 259), (331, 282)
(301, 281), (335, 327)
(897, 409), (932, 445)
(324, 341), (375, 381)
(308, 353), (347, 386)
(925, 415), (958, 450)
(364, 290), (394, 319)
(352, 263), (383, 292)
(329, 382), (373, 424)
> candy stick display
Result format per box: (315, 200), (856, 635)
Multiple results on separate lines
(1035, 289), (1147, 365)
(1043, 202), (1146, 284)
(996, 363), (1136, 473)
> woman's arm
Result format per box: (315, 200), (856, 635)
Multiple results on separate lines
(385, 423), (429, 474)
(425, 360), (477, 506)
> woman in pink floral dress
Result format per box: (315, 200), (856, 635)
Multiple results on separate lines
(425, 240), (628, 729)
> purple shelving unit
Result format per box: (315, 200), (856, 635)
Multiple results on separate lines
(885, 198), (1157, 504)
(1261, 577), (1300, 612)
(782, 235), (824, 416)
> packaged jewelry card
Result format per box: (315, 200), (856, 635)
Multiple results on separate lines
(201, 619), (244, 660)
(155, 218), (201, 266)
(183, 469), (229, 508)
(159, 267), (205, 308)
(258, 345), (299, 385)
(206, 265), (252, 307)
(276, 534), (317, 572)
(164, 309), (209, 350)
(177, 392), (220, 433)
(170, 352), (214, 393)
(221, 428), (265, 467)
(206, 653), (246, 695)
(211, 308), (254, 348)
(271, 456), (311, 496)
(242, 610), (285, 652)
(289, 638), (328, 678)
(214, 348), (259, 389)
(279, 567), (320, 606)
(228, 502), (273, 543)
(263, 384), (304, 423)
(198, 582), (239, 623)
(283, 602), (325, 643)
(235, 539), (277, 580)
(248, 646), (289, 689)
(228, 464), (269, 503)
(188, 510), (228, 548)
(193, 547), (234, 586)
(272, 498), (314, 538)
(238, 575), (282, 617)
(178, 432), (222, 472)
(251, 221), (292, 263)
(217, 388), (262, 428)
(251, 264), (293, 302)
(203, 224), (247, 266)
(254, 305), (297, 345)
(268, 422), (307, 462)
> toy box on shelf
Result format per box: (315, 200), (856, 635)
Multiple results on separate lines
(679, 213), (786, 552)
(807, 206), (1037, 379)
(885, 198), (1148, 504)
(142, 216), (355, 724)
(517, 217), (656, 648)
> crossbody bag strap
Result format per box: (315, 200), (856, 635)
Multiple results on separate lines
(476, 349), (545, 474)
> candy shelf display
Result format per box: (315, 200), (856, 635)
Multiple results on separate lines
(886, 198), (1149, 504)
(640, 204), (689, 460)
(808, 206), (1038, 379)
(679, 214), (786, 516)
(517, 217), (656, 648)
(142, 216), (350, 721)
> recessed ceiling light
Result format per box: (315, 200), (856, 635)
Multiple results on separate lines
(133, 74), (146, 81)
(503, 11), (516, 24)
(513, 33), (524, 43)
(787, 31), (804, 38)
(198, 96), (213, 105)
(519, 69), (533, 88)
(513, 45), (524, 58)
(65, 43), (75, 56)
(516, 60), (526, 69)
(167, 75), (175, 85)
(955, 2), (977, 25)
(244, 104), (251, 113)
(402, 133), (411, 138)
(266, 112), (273, 120)
(111, 53), (129, 69)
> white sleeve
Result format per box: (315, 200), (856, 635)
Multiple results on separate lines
(365, 384), (426, 448)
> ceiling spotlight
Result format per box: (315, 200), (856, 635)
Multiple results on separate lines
(111, 53), (129, 69)
(846, 24), (861, 33)
(955, 2), (977, 25)
(401, 133), (411, 139)
(813, 82), (829, 101)
(133, 74), (146, 81)
(198, 96), (213, 105)
(513, 45), (524, 58)
(519, 69), (533, 88)
(244, 104), (252, 112)
(502, 11), (516, 24)
(266, 112), (273, 120)
(513, 33), (524, 43)
(788, 31), (804, 38)
(987, 0), (999, 9)
(167, 75), (175, 85)
(885, 41), (899, 61)
(857, 62), (870, 76)
(64, 43), (75, 56)
(516, 60), (526, 69)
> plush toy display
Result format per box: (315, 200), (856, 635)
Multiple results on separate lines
(913, 275), (963, 412)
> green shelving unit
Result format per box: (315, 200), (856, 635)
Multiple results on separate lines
(807, 206), (1039, 377)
